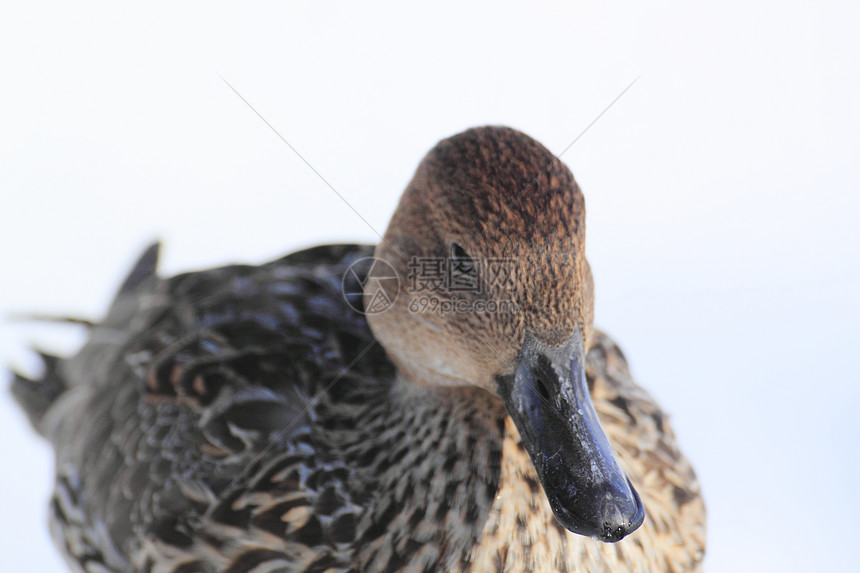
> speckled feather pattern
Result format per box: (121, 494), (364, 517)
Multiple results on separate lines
(27, 243), (705, 573)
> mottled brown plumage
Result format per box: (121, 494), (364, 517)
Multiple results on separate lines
(13, 126), (705, 572)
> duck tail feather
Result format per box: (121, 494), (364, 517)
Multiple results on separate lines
(117, 241), (161, 295)
(10, 349), (68, 435)
(5, 313), (95, 327)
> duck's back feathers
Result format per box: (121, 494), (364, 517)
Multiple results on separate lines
(39, 243), (394, 571)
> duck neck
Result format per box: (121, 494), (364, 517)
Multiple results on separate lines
(343, 376), (507, 569)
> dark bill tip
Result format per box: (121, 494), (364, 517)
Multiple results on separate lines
(550, 476), (645, 543)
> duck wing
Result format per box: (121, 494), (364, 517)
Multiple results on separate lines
(24, 243), (388, 571)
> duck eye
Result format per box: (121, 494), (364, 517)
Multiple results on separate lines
(451, 243), (475, 272)
(450, 243), (477, 289)
(451, 242), (471, 262)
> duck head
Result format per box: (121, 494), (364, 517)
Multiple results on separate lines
(365, 126), (645, 542)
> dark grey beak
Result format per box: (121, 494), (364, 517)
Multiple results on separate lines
(497, 330), (645, 542)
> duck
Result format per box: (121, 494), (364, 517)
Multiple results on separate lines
(12, 126), (706, 572)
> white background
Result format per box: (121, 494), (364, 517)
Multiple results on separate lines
(1, 2), (858, 571)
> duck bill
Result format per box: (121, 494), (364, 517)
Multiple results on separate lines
(498, 329), (645, 542)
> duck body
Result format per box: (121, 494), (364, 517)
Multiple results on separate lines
(13, 127), (705, 572)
